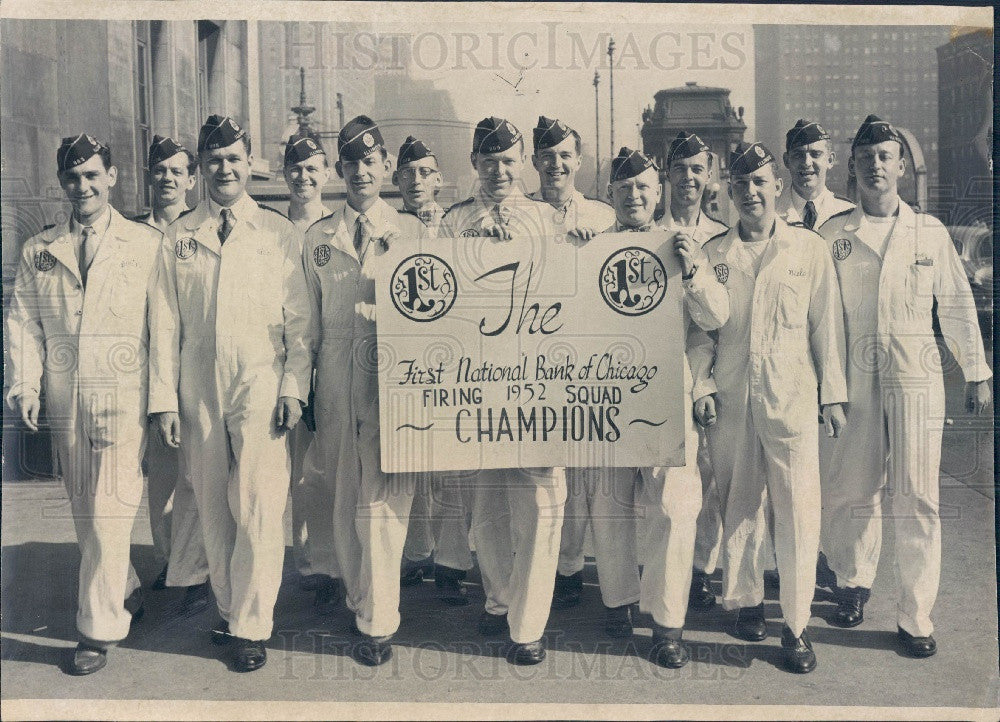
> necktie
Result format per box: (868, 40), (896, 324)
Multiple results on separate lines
(80, 226), (96, 286)
(218, 208), (234, 244)
(354, 214), (370, 260)
(803, 200), (817, 230)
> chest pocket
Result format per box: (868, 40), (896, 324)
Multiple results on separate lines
(776, 271), (809, 330)
(244, 243), (283, 311)
(905, 262), (934, 314)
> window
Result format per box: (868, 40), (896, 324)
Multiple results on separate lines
(134, 21), (153, 209)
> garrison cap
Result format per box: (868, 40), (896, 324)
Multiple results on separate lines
(610, 147), (657, 182)
(852, 113), (903, 151)
(532, 116), (574, 152)
(198, 115), (248, 154)
(284, 131), (326, 167)
(57, 134), (108, 173)
(472, 116), (522, 155)
(666, 131), (710, 168)
(397, 135), (435, 166)
(338, 115), (384, 161)
(785, 119), (830, 151)
(148, 135), (190, 167)
(729, 141), (775, 176)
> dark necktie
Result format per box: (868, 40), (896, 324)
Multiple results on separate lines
(803, 200), (817, 230)
(354, 214), (370, 259)
(218, 208), (234, 244)
(80, 225), (96, 286)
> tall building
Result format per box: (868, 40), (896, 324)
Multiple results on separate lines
(754, 24), (951, 205)
(1, 19), (257, 479)
(936, 27), (993, 226)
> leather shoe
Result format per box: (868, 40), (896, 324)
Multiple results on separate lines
(300, 573), (323, 591)
(211, 619), (232, 645)
(150, 564), (168, 591)
(355, 634), (394, 666)
(477, 611), (509, 636)
(510, 639), (546, 665)
(435, 566), (469, 606)
(780, 626), (816, 673)
(831, 586), (869, 628)
(649, 626), (689, 669)
(551, 571), (583, 610)
(734, 603), (767, 641)
(69, 642), (108, 675)
(897, 626), (937, 658)
(400, 557), (434, 587)
(232, 637), (267, 672)
(688, 570), (716, 611)
(816, 552), (838, 591)
(124, 588), (145, 624)
(314, 577), (344, 615)
(181, 582), (210, 617)
(604, 604), (634, 638)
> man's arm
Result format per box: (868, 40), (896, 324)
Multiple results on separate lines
(807, 236), (848, 407)
(5, 244), (46, 429)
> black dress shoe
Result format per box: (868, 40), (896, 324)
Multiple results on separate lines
(763, 569), (781, 590)
(831, 586), (869, 628)
(400, 557), (434, 587)
(477, 611), (510, 636)
(510, 639), (545, 665)
(355, 634), (394, 666)
(551, 571), (583, 610)
(232, 637), (267, 672)
(435, 566), (469, 606)
(314, 577), (344, 615)
(734, 603), (767, 641)
(897, 626), (937, 658)
(300, 573), (323, 591)
(780, 626), (816, 674)
(69, 642), (108, 675)
(124, 588), (145, 623)
(211, 619), (232, 645)
(815, 552), (838, 591)
(181, 582), (210, 617)
(649, 626), (689, 669)
(604, 603), (634, 638)
(150, 564), (169, 591)
(688, 570), (716, 611)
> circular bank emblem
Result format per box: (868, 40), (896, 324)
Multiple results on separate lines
(460, 228), (480, 237)
(599, 247), (667, 317)
(714, 263), (730, 284)
(174, 237), (198, 260)
(390, 254), (457, 322)
(313, 243), (332, 267)
(34, 250), (57, 272)
(832, 238), (853, 261)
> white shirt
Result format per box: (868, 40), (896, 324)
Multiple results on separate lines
(856, 211), (899, 259)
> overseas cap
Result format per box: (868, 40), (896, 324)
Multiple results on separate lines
(473, 116), (522, 155)
(852, 113), (903, 151)
(532, 116), (574, 152)
(610, 146), (657, 182)
(198, 115), (248, 154)
(57, 134), (108, 172)
(148, 135), (190, 167)
(284, 131), (326, 167)
(397, 135), (435, 166)
(785, 119), (830, 151)
(338, 115), (384, 161)
(729, 141), (775, 176)
(667, 131), (710, 168)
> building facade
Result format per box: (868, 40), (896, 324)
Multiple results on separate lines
(754, 24), (951, 206)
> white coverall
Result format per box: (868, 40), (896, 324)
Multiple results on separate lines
(6, 208), (161, 643)
(134, 209), (210, 588)
(303, 198), (417, 638)
(699, 218), (847, 636)
(440, 190), (567, 644)
(149, 195), (312, 641)
(818, 202), (990, 637)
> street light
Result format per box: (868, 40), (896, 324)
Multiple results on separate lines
(608, 38), (616, 167)
(593, 70), (601, 196)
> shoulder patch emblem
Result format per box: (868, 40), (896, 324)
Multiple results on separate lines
(313, 243), (332, 267)
(832, 238), (852, 261)
(175, 237), (198, 260)
(460, 228), (480, 237)
(714, 263), (729, 284)
(34, 250), (57, 272)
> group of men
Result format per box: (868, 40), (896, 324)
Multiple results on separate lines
(5, 106), (990, 679)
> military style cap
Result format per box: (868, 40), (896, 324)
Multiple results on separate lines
(284, 131), (326, 167)
(338, 115), (384, 161)
(852, 113), (903, 150)
(532, 116), (574, 152)
(148, 135), (190, 167)
(472, 116), (522, 155)
(198, 115), (248, 154)
(610, 147), (657, 182)
(397, 135), (435, 166)
(666, 131), (710, 168)
(785, 119), (830, 151)
(57, 134), (108, 173)
(729, 142), (775, 176)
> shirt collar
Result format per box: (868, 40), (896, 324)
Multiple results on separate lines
(344, 197), (391, 230)
(70, 204), (112, 237)
(790, 186), (832, 215)
(209, 193), (256, 224)
(477, 186), (526, 211)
